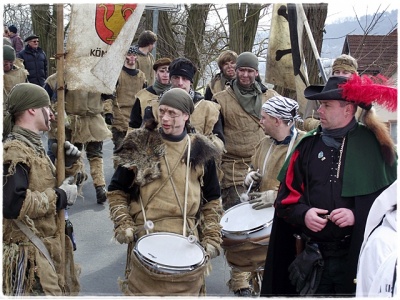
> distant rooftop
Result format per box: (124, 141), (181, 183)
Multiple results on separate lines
(342, 29), (397, 77)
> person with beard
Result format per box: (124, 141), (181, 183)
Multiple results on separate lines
(132, 30), (157, 85)
(260, 75), (397, 297)
(212, 51), (280, 296)
(128, 57), (171, 130)
(107, 88), (223, 296)
(103, 45), (147, 151)
(204, 50), (237, 100)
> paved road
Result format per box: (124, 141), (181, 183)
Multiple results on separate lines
(49, 136), (233, 297)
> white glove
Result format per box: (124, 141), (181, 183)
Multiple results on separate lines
(244, 171), (262, 188)
(64, 141), (81, 167)
(248, 190), (276, 210)
(205, 244), (220, 259)
(59, 176), (78, 206)
(51, 141), (81, 167)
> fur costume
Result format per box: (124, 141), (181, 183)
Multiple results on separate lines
(108, 128), (223, 296)
(3, 138), (81, 296)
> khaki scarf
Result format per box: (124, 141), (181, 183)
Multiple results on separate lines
(9, 125), (46, 154)
(152, 80), (171, 96)
(233, 79), (263, 118)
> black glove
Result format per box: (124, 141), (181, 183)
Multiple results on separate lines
(51, 141), (81, 167)
(55, 188), (68, 211)
(105, 113), (114, 125)
(288, 242), (324, 295)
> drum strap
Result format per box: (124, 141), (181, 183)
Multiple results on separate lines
(13, 220), (56, 272)
(139, 136), (191, 237)
(183, 135), (191, 237)
(139, 197), (151, 235)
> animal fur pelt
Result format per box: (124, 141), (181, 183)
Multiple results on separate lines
(361, 107), (397, 166)
(113, 128), (165, 186)
(184, 133), (222, 169)
(113, 128), (222, 186)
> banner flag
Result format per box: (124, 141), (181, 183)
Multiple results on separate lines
(267, 3), (309, 115)
(65, 3), (145, 93)
(266, 3), (296, 90)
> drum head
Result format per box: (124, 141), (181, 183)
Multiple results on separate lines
(220, 202), (274, 233)
(135, 233), (205, 268)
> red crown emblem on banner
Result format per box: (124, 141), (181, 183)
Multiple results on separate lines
(95, 4), (137, 45)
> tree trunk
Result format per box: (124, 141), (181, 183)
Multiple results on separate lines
(302, 3), (328, 85)
(227, 3), (261, 53)
(184, 4), (211, 89)
(157, 11), (180, 59)
(30, 4), (57, 75)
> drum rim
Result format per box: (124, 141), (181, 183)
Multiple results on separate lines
(134, 232), (206, 271)
(220, 202), (274, 234)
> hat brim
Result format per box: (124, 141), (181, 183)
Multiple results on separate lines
(24, 35), (39, 42)
(304, 85), (344, 101)
(304, 76), (349, 101)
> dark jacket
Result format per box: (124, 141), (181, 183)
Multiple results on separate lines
(17, 45), (48, 87)
(260, 124), (397, 296)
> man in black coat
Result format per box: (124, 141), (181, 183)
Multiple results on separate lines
(17, 34), (47, 87)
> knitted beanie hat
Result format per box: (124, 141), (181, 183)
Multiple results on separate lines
(3, 83), (51, 137)
(3, 45), (16, 61)
(159, 88), (194, 115)
(169, 57), (197, 83)
(236, 52), (259, 71)
(332, 54), (358, 74)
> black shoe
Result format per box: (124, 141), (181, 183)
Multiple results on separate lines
(234, 288), (252, 297)
(95, 186), (107, 204)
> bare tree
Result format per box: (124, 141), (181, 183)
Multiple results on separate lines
(302, 3), (328, 85)
(30, 4), (58, 74)
(184, 4), (211, 88)
(227, 3), (266, 53)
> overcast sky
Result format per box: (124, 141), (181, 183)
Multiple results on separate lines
(325, 1), (397, 24)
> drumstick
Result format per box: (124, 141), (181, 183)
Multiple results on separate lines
(240, 169), (259, 202)
(134, 220), (154, 235)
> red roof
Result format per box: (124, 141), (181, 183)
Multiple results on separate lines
(342, 29), (397, 77)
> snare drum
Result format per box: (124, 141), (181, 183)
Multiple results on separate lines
(133, 232), (206, 274)
(220, 203), (274, 272)
(126, 232), (207, 296)
(220, 202), (274, 240)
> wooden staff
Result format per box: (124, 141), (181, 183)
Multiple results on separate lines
(55, 3), (66, 288)
(296, 4), (328, 83)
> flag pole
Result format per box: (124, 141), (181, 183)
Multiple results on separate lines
(56, 3), (66, 287)
(296, 4), (328, 83)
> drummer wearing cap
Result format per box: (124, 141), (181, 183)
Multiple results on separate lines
(261, 75), (397, 296)
(17, 34), (47, 87)
(107, 88), (223, 296)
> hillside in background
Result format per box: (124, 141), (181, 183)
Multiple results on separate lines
(321, 9), (398, 58)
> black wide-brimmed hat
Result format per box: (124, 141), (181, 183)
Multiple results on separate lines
(304, 74), (397, 112)
(304, 76), (348, 101)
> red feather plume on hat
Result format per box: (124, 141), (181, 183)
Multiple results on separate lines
(339, 74), (397, 111)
